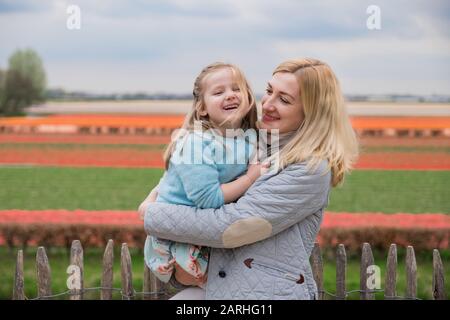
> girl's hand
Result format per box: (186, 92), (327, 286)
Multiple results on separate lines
(138, 199), (151, 220)
(138, 186), (159, 220)
(245, 161), (270, 183)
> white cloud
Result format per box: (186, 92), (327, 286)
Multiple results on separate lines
(273, 35), (450, 94)
(274, 35), (450, 58)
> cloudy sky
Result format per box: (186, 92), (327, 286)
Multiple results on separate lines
(0, 0), (449, 95)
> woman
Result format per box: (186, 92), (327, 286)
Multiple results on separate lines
(143, 58), (358, 300)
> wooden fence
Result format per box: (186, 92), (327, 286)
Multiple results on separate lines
(11, 240), (447, 300)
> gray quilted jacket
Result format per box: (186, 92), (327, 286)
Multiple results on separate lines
(144, 159), (331, 300)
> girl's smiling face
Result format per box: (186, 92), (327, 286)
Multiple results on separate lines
(200, 67), (243, 129)
(260, 72), (304, 134)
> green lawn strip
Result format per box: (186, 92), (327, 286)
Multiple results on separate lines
(0, 143), (166, 151)
(0, 167), (448, 213)
(0, 167), (164, 210)
(0, 246), (150, 300)
(328, 170), (450, 214)
(0, 246), (447, 300)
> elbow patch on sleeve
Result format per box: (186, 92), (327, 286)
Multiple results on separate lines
(222, 217), (272, 248)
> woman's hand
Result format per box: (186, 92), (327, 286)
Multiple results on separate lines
(138, 186), (159, 220)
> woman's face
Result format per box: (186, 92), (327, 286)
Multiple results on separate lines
(260, 72), (304, 134)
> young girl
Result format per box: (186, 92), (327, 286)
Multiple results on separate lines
(140, 62), (266, 288)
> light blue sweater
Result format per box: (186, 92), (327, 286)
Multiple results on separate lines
(156, 130), (257, 209)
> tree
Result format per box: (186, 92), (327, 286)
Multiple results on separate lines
(0, 49), (46, 116)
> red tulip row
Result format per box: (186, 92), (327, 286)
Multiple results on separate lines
(0, 210), (448, 250)
(1, 147), (449, 170)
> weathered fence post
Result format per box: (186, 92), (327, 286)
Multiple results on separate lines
(9, 241), (445, 300)
(310, 242), (324, 300)
(143, 262), (152, 300)
(385, 244), (397, 300)
(121, 243), (134, 300)
(13, 250), (25, 300)
(143, 263), (168, 300)
(336, 244), (346, 300)
(36, 247), (52, 299)
(360, 242), (375, 300)
(69, 240), (84, 300)
(406, 246), (417, 300)
(101, 239), (114, 300)
(143, 262), (169, 300)
(432, 249), (446, 300)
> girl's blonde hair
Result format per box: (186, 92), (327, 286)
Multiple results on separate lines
(163, 62), (258, 169)
(274, 58), (359, 187)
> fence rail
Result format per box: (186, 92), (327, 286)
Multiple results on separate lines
(11, 240), (447, 300)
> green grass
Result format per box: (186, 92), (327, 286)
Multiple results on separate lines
(0, 167), (448, 213)
(328, 170), (450, 213)
(320, 247), (450, 300)
(0, 167), (448, 299)
(0, 246), (148, 300)
(0, 167), (164, 210)
(0, 246), (447, 300)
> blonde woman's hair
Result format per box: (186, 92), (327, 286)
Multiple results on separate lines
(274, 58), (359, 187)
(163, 62), (258, 169)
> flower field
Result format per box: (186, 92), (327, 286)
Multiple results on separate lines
(0, 113), (448, 301)
(0, 146), (449, 170)
(0, 134), (449, 170)
(0, 210), (448, 251)
(0, 114), (449, 252)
